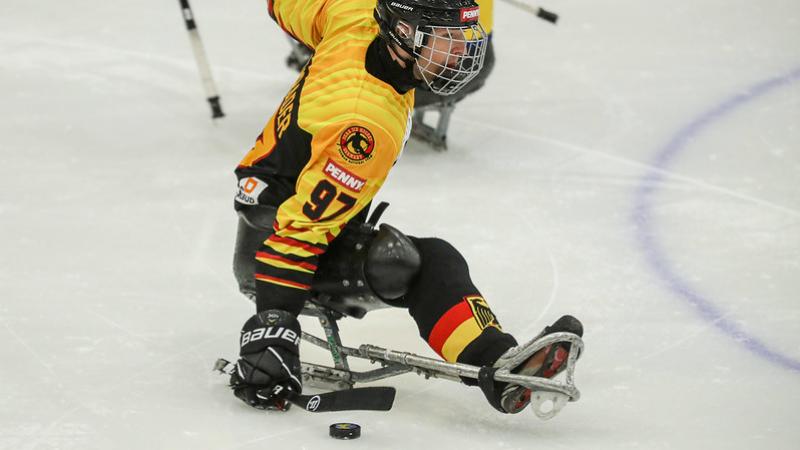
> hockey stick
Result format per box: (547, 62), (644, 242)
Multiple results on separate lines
(287, 387), (396, 412)
(497, 0), (559, 24)
(213, 359), (396, 412)
(178, 0), (224, 118)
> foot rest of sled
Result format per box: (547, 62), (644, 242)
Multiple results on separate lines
(531, 390), (570, 420)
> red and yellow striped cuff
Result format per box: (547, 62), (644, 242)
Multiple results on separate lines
(427, 297), (500, 363)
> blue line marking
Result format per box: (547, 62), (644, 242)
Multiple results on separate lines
(632, 66), (800, 372)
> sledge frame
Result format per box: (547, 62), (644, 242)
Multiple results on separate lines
(298, 303), (584, 403)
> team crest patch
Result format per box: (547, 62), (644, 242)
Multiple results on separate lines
(338, 126), (375, 164)
(465, 296), (501, 330)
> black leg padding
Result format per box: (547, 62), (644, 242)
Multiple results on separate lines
(403, 237), (517, 374)
(232, 206), (277, 300)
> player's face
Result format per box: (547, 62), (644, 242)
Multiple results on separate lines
(415, 27), (467, 77)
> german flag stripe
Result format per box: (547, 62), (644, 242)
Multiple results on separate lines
(256, 251), (317, 273)
(267, 235), (327, 255)
(427, 301), (474, 358)
(440, 319), (483, 362)
(255, 273), (311, 291)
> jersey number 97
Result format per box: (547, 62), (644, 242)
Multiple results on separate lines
(302, 180), (357, 221)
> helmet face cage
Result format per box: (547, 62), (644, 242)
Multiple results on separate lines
(374, 0), (488, 96)
(411, 23), (487, 95)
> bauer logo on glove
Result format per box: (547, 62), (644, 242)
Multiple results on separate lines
(240, 326), (300, 347)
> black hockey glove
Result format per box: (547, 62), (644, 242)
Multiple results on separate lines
(229, 309), (302, 411)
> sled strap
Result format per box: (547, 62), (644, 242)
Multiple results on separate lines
(478, 366), (506, 413)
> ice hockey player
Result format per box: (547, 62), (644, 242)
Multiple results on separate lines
(285, 0), (497, 149)
(229, 0), (583, 414)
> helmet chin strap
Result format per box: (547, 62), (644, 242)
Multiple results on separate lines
(389, 27), (437, 87)
(388, 42), (417, 68)
(375, 38), (421, 92)
(396, 47), (422, 86)
(388, 19), (427, 66)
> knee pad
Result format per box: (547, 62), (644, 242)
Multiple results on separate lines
(365, 224), (421, 301)
(311, 223), (421, 316)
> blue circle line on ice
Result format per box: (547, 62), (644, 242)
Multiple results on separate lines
(632, 65), (800, 373)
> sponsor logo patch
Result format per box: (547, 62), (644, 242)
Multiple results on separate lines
(323, 158), (366, 192)
(460, 6), (480, 22)
(465, 295), (501, 330)
(235, 177), (268, 205)
(338, 126), (375, 164)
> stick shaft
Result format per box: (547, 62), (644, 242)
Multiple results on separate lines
(178, 0), (224, 118)
(497, 0), (559, 24)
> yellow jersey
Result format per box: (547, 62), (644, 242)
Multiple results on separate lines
(236, 0), (415, 313)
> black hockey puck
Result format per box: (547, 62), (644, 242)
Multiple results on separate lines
(329, 423), (361, 440)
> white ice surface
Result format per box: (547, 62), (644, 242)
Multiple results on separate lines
(1, 0), (799, 449)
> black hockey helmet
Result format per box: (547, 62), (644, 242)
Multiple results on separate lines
(374, 0), (488, 95)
